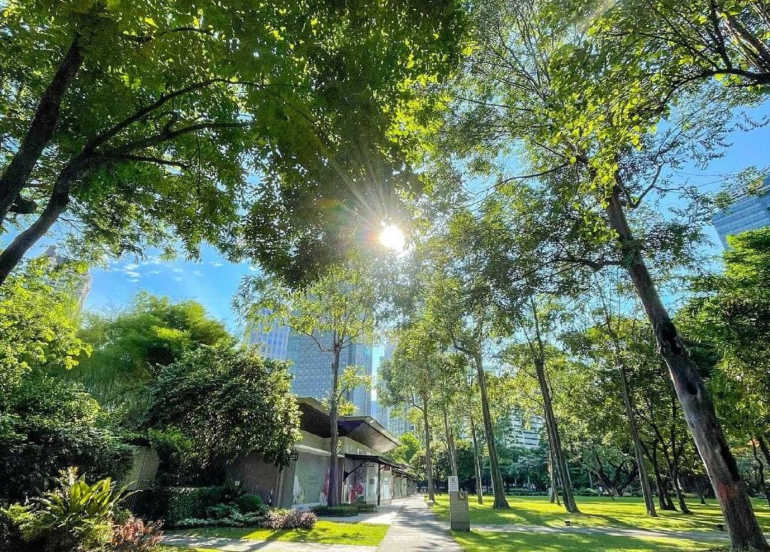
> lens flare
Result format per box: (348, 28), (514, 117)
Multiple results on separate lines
(378, 224), (405, 252)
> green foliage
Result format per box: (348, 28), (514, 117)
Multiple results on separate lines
(0, 257), (89, 399)
(682, 227), (770, 436)
(0, 372), (131, 503)
(148, 345), (301, 470)
(388, 432), (422, 465)
(0, 0), (465, 284)
(234, 494), (264, 515)
(72, 293), (232, 422)
(3, 468), (125, 552)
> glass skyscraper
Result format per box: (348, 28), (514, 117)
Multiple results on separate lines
(712, 177), (770, 248)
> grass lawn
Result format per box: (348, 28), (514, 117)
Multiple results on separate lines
(452, 530), (720, 552)
(431, 494), (770, 533)
(172, 520), (390, 546)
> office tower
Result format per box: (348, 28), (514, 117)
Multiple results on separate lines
(712, 177), (770, 248)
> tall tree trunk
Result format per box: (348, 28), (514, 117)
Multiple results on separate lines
(605, 187), (768, 551)
(618, 362), (657, 516)
(422, 397), (435, 503)
(442, 404), (458, 478)
(548, 448), (560, 504)
(752, 440), (770, 508)
(534, 356), (579, 513)
(327, 346), (341, 506)
(648, 444), (676, 511)
(474, 353), (509, 509)
(0, 38), (83, 224)
(758, 436), (770, 470)
(469, 414), (484, 504)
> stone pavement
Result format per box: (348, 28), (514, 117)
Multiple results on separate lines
(377, 495), (463, 552)
(163, 534), (377, 552)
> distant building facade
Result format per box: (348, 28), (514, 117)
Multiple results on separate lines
(286, 331), (373, 416)
(712, 177), (770, 248)
(505, 412), (544, 450)
(250, 324), (290, 361)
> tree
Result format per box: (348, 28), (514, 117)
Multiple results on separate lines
(70, 293), (232, 424)
(379, 322), (442, 502)
(0, 0), (465, 285)
(237, 261), (376, 505)
(436, 0), (767, 545)
(0, 257), (128, 503)
(147, 345), (301, 470)
(0, 256), (89, 398)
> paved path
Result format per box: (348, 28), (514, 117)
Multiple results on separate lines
(163, 534), (377, 552)
(377, 495), (462, 552)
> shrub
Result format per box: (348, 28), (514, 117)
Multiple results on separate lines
(235, 494), (265, 514)
(110, 516), (163, 551)
(3, 467), (124, 552)
(311, 505), (359, 517)
(174, 511), (264, 529)
(264, 509), (317, 530)
(205, 503), (239, 520)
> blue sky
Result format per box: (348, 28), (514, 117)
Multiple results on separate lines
(4, 103), (768, 332)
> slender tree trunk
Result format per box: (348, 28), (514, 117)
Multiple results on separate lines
(422, 397), (435, 503)
(474, 353), (509, 509)
(442, 404), (458, 478)
(327, 346), (341, 506)
(666, 460), (690, 514)
(0, 38), (83, 224)
(758, 436), (770, 470)
(605, 188), (768, 551)
(534, 356), (579, 513)
(469, 414), (484, 504)
(0, 166), (79, 285)
(752, 440), (770, 508)
(548, 448), (560, 504)
(649, 444), (676, 511)
(618, 362), (657, 516)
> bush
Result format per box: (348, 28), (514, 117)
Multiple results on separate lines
(3, 468), (124, 552)
(575, 488), (600, 496)
(165, 486), (234, 524)
(264, 509), (317, 530)
(235, 494), (265, 514)
(0, 509), (32, 552)
(173, 511), (264, 529)
(110, 516), (163, 551)
(312, 505), (359, 517)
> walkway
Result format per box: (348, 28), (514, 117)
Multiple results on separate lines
(377, 495), (462, 552)
(163, 534), (377, 552)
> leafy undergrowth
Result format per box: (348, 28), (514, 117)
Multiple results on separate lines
(431, 494), (770, 533)
(173, 520), (389, 546)
(452, 530), (716, 552)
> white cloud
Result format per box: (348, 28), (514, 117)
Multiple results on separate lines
(173, 276), (183, 282)
(124, 263), (139, 270)
(249, 266), (258, 272)
(172, 267), (183, 273)
(125, 271), (140, 278)
(148, 270), (161, 275)
(192, 270), (203, 277)
(211, 262), (223, 267)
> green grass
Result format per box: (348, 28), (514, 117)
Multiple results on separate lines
(452, 530), (718, 552)
(172, 520), (389, 546)
(431, 494), (770, 533)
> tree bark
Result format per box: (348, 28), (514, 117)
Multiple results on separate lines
(442, 404), (458, 479)
(548, 447), (560, 504)
(534, 356), (579, 513)
(0, 38), (83, 224)
(474, 353), (509, 509)
(327, 345), (341, 506)
(752, 440), (770, 508)
(758, 436), (770, 470)
(605, 187), (768, 551)
(0, 168), (76, 285)
(650, 448), (676, 511)
(469, 414), (484, 504)
(618, 362), (657, 516)
(422, 397), (435, 502)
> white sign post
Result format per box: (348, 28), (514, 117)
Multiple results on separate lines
(448, 476), (469, 531)
(448, 476), (459, 493)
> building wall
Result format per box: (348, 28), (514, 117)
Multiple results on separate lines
(712, 180), (770, 248)
(506, 412), (543, 450)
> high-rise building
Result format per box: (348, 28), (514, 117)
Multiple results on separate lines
(712, 177), (770, 248)
(250, 324), (290, 361)
(286, 331), (373, 416)
(505, 412), (543, 450)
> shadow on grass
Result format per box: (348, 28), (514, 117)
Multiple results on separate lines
(451, 530), (714, 552)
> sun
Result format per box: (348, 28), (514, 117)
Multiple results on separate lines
(378, 224), (405, 252)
